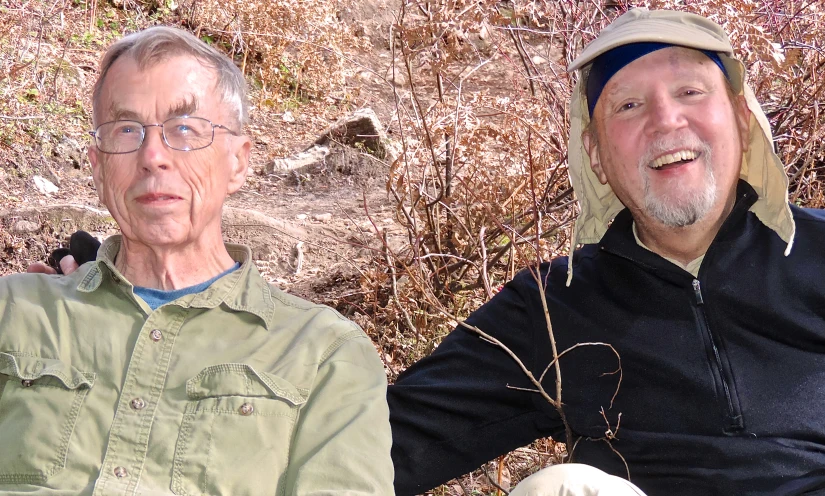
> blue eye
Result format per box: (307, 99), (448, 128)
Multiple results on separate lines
(116, 124), (139, 134)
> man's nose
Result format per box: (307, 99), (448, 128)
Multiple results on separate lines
(645, 93), (688, 136)
(137, 125), (172, 171)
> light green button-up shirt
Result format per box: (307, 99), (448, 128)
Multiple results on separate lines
(0, 236), (394, 495)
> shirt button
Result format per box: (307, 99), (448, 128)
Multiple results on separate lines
(149, 329), (163, 342)
(21, 379), (33, 387)
(130, 398), (146, 410)
(114, 466), (128, 478)
(239, 403), (254, 416)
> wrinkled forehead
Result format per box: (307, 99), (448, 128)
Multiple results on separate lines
(95, 54), (222, 122)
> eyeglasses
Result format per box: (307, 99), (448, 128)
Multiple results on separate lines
(89, 116), (239, 154)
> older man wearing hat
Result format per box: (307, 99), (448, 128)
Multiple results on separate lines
(389, 8), (825, 496)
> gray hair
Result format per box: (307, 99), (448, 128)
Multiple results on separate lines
(92, 26), (248, 128)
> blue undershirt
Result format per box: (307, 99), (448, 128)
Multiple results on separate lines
(133, 263), (241, 311)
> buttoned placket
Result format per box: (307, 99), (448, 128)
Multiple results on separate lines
(93, 303), (189, 496)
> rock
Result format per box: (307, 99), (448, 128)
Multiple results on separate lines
(313, 108), (389, 157)
(0, 204), (117, 240)
(33, 175), (58, 195)
(531, 55), (549, 66)
(282, 111), (296, 123)
(12, 220), (40, 233)
(267, 144), (330, 173)
(265, 108), (400, 174)
(220, 207), (308, 260)
(313, 213), (333, 222)
(479, 22), (492, 41)
(53, 137), (85, 169)
(296, 214), (308, 220)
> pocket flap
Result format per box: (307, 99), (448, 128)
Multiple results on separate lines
(0, 352), (95, 390)
(186, 363), (307, 406)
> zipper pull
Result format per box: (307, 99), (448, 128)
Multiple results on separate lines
(692, 279), (704, 305)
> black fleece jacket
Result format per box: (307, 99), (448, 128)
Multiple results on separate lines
(389, 182), (825, 495)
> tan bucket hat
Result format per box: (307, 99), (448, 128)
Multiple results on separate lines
(568, 9), (735, 73)
(564, 8), (795, 286)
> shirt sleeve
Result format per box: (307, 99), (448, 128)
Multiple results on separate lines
(283, 330), (395, 496)
(388, 267), (565, 496)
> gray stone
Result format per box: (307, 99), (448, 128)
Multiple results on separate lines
(265, 108), (399, 174)
(12, 220), (40, 233)
(33, 175), (58, 195)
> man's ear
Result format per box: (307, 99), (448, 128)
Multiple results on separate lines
(582, 127), (608, 185)
(88, 144), (107, 206)
(226, 136), (251, 195)
(733, 94), (751, 153)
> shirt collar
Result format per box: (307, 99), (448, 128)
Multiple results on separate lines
(77, 235), (275, 328)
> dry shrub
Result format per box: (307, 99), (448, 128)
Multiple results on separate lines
(0, 1), (99, 150)
(181, 0), (370, 102)
(371, 0), (614, 373)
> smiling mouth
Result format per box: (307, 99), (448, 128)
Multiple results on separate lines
(650, 150), (699, 170)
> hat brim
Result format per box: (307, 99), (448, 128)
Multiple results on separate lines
(568, 19), (733, 72)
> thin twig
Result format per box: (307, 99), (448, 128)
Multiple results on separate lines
(293, 242), (304, 275)
(479, 226), (494, 299)
(538, 341), (623, 408)
(496, 454), (506, 496)
(481, 462), (510, 496)
(382, 229), (419, 340)
(0, 115), (44, 120)
(457, 320), (558, 409)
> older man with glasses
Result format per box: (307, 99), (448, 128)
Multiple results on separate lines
(0, 26), (394, 495)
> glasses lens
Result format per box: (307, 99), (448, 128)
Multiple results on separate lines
(163, 117), (213, 151)
(96, 121), (144, 153)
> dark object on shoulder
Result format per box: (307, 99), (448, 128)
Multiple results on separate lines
(47, 231), (102, 274)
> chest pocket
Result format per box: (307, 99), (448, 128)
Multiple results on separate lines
(171, 363), (308, 496)
(0, 352), (95, 485)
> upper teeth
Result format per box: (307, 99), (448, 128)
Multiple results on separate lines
(652, 150), (697, 168)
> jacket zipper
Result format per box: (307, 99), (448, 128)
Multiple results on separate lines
(692, 279), (744, 433)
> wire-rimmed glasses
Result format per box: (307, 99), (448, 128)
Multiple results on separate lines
(89, 116), (238, 154)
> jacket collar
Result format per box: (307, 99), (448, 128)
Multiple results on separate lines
(77, 236), (275, 328)
(598, 180), (759, 279)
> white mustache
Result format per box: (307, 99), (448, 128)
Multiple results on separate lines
(638, 135), (711, 170)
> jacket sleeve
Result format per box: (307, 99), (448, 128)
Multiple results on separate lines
(388, 267), (565, 496)
(284, 331), (395, 495)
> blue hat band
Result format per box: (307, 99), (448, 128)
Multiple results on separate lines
(586, 42), (730, 117)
